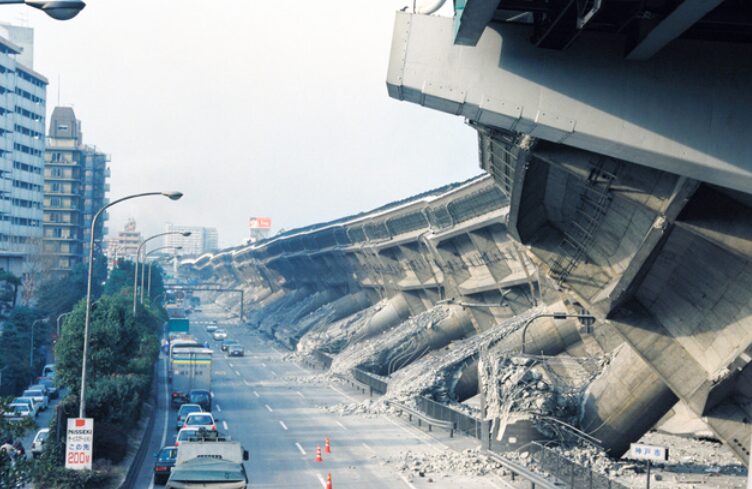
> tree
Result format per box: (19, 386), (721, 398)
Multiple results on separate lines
(0, 307), (46, 395)
(0, 271), (20, 310)
(102, 260), (134, 297)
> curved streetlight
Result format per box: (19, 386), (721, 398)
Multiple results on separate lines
(80, 191), (182, 419)
(0, 0), (86, 21)
(133, 231), (191, 316)
(142, 245), (182, 303)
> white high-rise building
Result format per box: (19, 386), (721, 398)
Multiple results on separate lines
(0, 25), (46, 276)
(163, 224), (219, 257)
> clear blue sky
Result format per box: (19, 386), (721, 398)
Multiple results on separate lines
(0, 0), (478, 248)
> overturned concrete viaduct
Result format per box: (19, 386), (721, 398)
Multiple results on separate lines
(385, 6), (752, 464)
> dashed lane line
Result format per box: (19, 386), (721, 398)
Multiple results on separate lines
(261, 362), (267, 368)
(222, 421), (229, 431)
(335, 421), (347, 431)
(296, 391), (305, 398)
(244, 380), (253, 387)
(329, 385), (357, 402)
(362, 442), (376, 454)
(265, 404), (274, 413)
(316, 473), (326, 488)
(295, 442), (306, 455)
(253, 391), (260, 398)
(279, 421), (288, 431)
(216, 404), (222, 412)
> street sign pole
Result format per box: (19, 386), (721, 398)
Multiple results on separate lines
(646, 460), (651, 489)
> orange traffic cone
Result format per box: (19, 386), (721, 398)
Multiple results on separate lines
(315, 446), (323, 463)
(324, 437), (331, 454)
(326, 472), (333, 489)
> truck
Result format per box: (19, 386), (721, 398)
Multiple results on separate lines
(171, 346), (212, 408)
(166, 430), (249, 489)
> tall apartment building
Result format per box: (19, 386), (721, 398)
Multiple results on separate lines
(0, 25), (46, 276)
(104, 218), (142, 268)
(163, 223), (218, 257)
(43, 107), (110, 271)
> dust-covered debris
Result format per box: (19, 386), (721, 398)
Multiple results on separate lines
(384, 448), (507, 480)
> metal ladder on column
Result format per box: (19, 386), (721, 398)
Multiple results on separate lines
(550, 161), (617, 285)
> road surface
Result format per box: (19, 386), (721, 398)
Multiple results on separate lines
(132, 304), (513, 488)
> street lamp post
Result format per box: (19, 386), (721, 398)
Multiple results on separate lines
(56, 311), (71, 337)
(133, 231), (191, 316)
(0, 0), (86, 20)
(29, 318), (47, 370)
(143, 246), (182, 303)
(80, 191), (182, 419)
(520, 312), (595, 354)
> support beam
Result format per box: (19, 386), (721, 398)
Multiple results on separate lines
(454, 0), (500, 46)
(627, 0), (723, 60)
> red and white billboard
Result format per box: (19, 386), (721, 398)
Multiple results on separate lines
(249, 217), (272, 229)
(66, 418), (93, 470)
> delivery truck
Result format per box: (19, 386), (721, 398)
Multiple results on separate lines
(171, 346), (212, 408)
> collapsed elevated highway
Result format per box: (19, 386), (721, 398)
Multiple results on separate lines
(383, 1), (752, 466)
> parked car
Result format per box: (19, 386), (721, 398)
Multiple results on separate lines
(36, 377), (58, 399)
(188, 389), (211, 413)
(212, 329), (228, 341)
(152, 445), (177, 485)
(3, 403), (33, 420)
(175, 427), (201, 447)
(29, 383), (51, 398)
(22, 388), (48, 411)
(205, 323), (218, 333)
(31, 428), (49, 458)
(220, 339), (239, 352)
(42, 364), (55, 379)
(176, 403), (203, 432)
(12, 397), (39, 417)
(181, 412), (216, 431)
(228, 343), (245, 357)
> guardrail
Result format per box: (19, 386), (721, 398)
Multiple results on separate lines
(415, 395), (482, 439)
(485, 451), (560, 489)
(310, 349), (333, 369)
(527, 442), (629, 489)
(118, 362), (159, 489)
(385, 399), (455, 437)
(351, 368), (388, 395)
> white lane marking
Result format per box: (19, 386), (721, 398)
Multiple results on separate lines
(244, 380), (253, 387)
(329, 385), (357, 402)
(296, 391), (304, 398)
(216, 404), (222, 412)
(295, 442), (306, 455)
(235, 370), (241, 376)
(269, 370), (278, 377)
(253, 391), (260, 398)
(316, 473), (326, 488)
(399, 473), (419, 489)
(261, 362), (267, 367)
(335, 421), (347, 431)
(362, 442), (376, 454)
(228, 362), (234, 367)
(222, 421), (229, 431)
(210, 391), (215, 399)
(279, 421), (288, 430)
(265, 404), (273, 412)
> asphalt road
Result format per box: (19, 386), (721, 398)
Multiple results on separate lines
(132, 304), (511, 489)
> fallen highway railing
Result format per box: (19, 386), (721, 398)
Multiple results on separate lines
(385, 399), (455, 437)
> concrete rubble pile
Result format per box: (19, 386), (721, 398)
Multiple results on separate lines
(384, 448), (506, 481)
(329, 305), (450, 377)
(296, 301), (384, 355)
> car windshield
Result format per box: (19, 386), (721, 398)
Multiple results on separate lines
(178, 405), (202, 417)
(178, 429), (199, 441)
(186, 414), (213, 425)
(190, 392), (210, 402)
(36, 431), (48, 442)
(158, 447), (177, 461)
